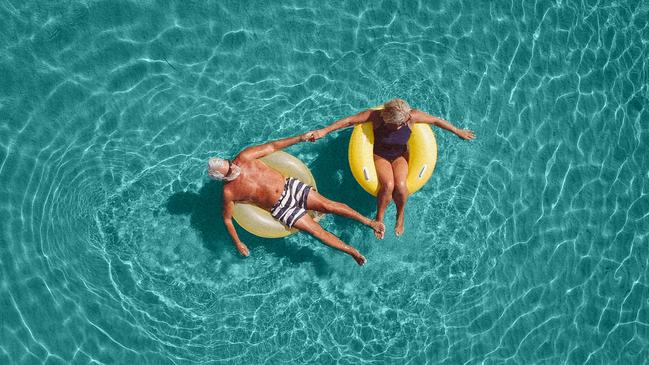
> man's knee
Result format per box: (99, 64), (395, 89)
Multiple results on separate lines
(325, 201), (346, 213)
(296, 218), (323, 237)
(310, 224), (334, 242)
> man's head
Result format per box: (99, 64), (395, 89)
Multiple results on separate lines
(207, 157), (241, 181)
(381, 98), (412, 126)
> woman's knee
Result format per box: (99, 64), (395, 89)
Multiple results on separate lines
(379, 181), (394, 194)
(395, 180), (408, 195)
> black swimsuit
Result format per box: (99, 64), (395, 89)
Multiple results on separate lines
(373, 122), (412, 161)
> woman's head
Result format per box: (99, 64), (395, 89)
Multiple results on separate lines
(381, 98), (412, 126)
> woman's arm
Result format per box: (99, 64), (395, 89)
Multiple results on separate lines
(411, 110), (475, 140)
(306, 109), (373, 141)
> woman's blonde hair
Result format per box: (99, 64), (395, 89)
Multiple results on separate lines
(381, 98), (412, 125)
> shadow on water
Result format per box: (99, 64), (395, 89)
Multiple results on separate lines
(165, 181), (228, 255)
(165, 180), (333, 276)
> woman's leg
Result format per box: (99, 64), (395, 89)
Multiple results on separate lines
(391, 155), (409, 236)
(305, 190), (385, 236)
(373, 155), (394, 239)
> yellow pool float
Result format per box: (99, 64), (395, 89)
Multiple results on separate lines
(348, 108), (438, 196)
(232, 151), (321, 238)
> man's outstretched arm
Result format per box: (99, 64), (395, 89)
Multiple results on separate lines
(236, 133), (308, 161)
(222, 192), (249, 256)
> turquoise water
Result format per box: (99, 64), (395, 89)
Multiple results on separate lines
(1, 0), (648, 363)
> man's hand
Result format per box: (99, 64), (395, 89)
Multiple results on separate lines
(236, 242), (250, 257)
(456, 129), (475, 140)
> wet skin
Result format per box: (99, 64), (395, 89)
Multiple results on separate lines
(219, 134), (384, 266)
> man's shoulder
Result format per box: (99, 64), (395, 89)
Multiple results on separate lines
(232, 154), (253, 164)
(222, 183), (238, 198)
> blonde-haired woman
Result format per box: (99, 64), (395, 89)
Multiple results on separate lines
(306, 99), (475, 238)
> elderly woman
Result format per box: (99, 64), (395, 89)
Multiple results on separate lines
(305, 99), (475, 238)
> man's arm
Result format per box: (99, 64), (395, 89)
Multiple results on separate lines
(306, 109), (372, 141)
(237, 133), (308, 161)
(411, 110), (475, 140)
(222, 192), (249, 256)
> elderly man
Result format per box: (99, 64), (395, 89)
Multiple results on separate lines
(208, 133), (384, 266)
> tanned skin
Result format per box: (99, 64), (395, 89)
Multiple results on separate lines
(219, 133), (385, 266)
(305, 108), (475, 238)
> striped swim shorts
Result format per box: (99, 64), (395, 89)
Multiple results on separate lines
(270, 177), (312, 228)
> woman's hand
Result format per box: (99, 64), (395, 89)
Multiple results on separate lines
(456, 129), (475, 140)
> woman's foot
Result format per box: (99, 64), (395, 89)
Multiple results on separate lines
(395, 213), (405, 237)
(370, 220), (385, 239)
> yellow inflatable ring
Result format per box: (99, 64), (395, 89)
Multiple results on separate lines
(348, 109), (438, 196)
(232, 151), (321, 238)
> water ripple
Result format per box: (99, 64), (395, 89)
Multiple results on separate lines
(1, 0), (648, 363)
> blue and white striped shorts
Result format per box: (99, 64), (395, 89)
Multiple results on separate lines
(270, 177), (312, 228)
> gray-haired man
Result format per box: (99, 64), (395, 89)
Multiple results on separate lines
(208, 133), (384, 266)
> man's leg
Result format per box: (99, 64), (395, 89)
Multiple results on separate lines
(305, 190), (384, 236)
(292, 214), (366, 266)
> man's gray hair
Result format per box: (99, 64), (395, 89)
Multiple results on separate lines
(207, 157), (227, 180)
(207, 157), (241, 181)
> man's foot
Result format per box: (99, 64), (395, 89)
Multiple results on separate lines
(371, 220), (385, 240)
(353, 253), (366, 266)
(395, 213), (405, 237)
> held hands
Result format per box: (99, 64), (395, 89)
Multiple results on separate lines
(303, 129), (326, 142)
(456, 129), (476, 140)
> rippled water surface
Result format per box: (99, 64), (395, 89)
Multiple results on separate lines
(1, 0), (648, 363)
